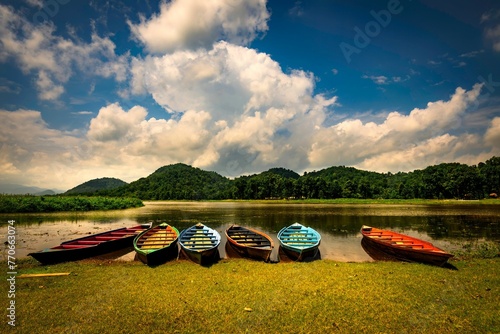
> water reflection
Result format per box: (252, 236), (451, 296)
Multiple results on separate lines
(1, 201), (499, 262)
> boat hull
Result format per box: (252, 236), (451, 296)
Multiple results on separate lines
(279, 244), (319, 262)
(136, 243), (178, 266)
(225, 225), (274, 262)
(29, 224), (151, 265)
(360, 225), (453, 266)
(179, 223), (221, 265)
(134, 224), (180, 266)
(277, 223), (321, 262)
(180, 247), (219, 265)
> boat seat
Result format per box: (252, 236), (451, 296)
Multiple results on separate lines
(95, 236), (120, 240)
(61, 244), (88, 249)
(281, 238), (317, 241)
(283, 240), (317, 244)
(76, 241), (101, 245)
(137, 242), (172, 247)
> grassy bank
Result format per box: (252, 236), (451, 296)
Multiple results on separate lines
(0, 195), (144, 213)
(6, 258), (499, 333)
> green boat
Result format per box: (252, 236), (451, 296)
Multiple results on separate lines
(133, 223), (179, 266)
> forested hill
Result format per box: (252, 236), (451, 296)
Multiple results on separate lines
(77, 157), (500, 200)
(65, 177), (127, 195)
(106, 163), (232, 200)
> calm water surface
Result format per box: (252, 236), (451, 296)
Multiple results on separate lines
(1, 201), (499, 262)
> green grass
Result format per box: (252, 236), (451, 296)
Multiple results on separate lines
(0, 195), (144, 213)
(5, 258), (499, 333)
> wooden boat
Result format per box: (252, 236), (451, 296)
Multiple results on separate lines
(277, 223), (321, 261)
(225, 225), (274, 262)
(133, 223), (180, 266)
(179, 223), (221, 265)
(29, 223), (151, 265)
(360, 225), (454, 266)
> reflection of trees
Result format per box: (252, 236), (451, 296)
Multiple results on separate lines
(425, 216), (500, 241)
(9, 204), (498, 242)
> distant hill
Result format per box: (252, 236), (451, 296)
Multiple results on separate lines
(0, 183), (61, 195)
(261, 167), (300, 179)
(107, 163), (233, 200)
(65, 177), (128, 195)
(35, 190), (57, 196)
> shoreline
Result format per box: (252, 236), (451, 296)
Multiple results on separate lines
(1, 197), (499, 215)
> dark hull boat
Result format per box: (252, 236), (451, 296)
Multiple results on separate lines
(360, 225), (454, 266)
(225, 225), (274, 262)
(277, 223), (321, 261)
(179, 223), (221, 265)
(29, 224), (151, 265)
(133, 223), (179, 266)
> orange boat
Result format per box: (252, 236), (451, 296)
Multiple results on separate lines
(360, 225), (453, 266)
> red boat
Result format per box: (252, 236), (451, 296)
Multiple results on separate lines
(360, 225), (453, 266)
(29, 223), (151, 264)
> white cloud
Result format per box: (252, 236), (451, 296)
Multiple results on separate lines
(0, 4), (127, 101)
(481, 9), (500, 24)
(23, 0), (43, 8)
(362, 75), (409, 85)
(130, 41), (317, 121)
(36, 71), (65, 100)
(308, 84), (485, 172)
(0, 109), (81, 188)
(129, 0), (269, 54)
(128, 41), (336, 174)
(362, 75), (388, 85)
(484, 117), (500, 149)
(485, 25), (500, 52)
(459, 50), (484, 58)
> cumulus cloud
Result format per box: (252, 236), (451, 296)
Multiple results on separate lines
(0, 105), (214, 189)
(484, 117), (500, 149)
(130, 41), (317, 120)
(129, 0), (269, 53)
(0, 4), (127, 101)
(129, 41), (336, 174)
(308, 84), (485, 172)
(0, 109), (81, 188)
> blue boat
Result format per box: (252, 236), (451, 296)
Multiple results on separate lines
(179, 223), (221, 265)
(277, 223), (321, 261)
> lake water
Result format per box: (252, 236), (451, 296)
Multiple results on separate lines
(1, 201), (499, 263)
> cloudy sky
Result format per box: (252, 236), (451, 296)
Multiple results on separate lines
(1, 0), (500, 191)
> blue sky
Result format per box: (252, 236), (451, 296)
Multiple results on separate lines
(1, 0), (500, 190)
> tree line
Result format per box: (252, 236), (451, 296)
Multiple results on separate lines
(92, 157), (500, 200)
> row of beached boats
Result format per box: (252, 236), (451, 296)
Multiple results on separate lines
(28, 223), (453, 267)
